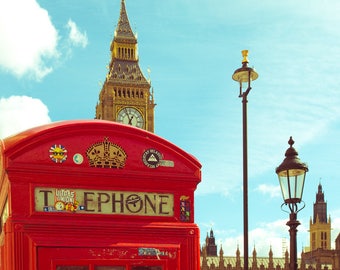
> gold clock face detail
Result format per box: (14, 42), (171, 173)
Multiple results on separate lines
(117, 107), (144, 128)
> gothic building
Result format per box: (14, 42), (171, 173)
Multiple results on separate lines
(201, 184), (340, 270)
(201, 244), (289, 270)
(206, 228), (218, 256)
(301, 183), (340, 269)
(95, 0), (155, 132)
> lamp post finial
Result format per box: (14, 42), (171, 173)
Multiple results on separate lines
(241, 50), (249, 64)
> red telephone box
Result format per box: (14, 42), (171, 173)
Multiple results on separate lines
(0, 120), (202, 270)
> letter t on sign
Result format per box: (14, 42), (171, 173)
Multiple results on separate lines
(39, 190), (53, 206)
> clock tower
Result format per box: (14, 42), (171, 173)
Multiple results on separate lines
(95, 0), (155, 132)
(309, 183), (331, 251)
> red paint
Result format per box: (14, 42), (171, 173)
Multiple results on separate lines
(0, 120), (202, 270)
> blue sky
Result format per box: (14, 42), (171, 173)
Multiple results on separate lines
(1, 0), (340, 258)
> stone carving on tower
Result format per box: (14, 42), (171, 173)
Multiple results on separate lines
(95, 0), (155, 132)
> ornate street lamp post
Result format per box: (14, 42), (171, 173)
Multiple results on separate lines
(276, 137), (308, 270)
(232, 50), (258, 270)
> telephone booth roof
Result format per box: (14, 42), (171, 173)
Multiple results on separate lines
(0, 120), (201, 186)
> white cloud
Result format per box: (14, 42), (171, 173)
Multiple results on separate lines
(66, 19), (88, 48)
(0, 1), (89, 81)
(248, 221), (289, 257)
(0, 96), (51, 138)
(256, 184), (281, 199)
(218, 219), (308, 258)
(0, 0), (59, 80)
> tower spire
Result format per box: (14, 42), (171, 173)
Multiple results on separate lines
(114, 0), (136, 43)
(313, 182), (327, 223)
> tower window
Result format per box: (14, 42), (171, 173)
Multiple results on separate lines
(312, 232), (316, 250)
(321, 232), (327, 249)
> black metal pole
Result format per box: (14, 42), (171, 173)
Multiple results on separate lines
(242, 89), (249, 270)
(287, 212), (300, 270)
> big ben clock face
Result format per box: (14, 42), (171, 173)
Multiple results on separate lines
(117, 107), (144, 128)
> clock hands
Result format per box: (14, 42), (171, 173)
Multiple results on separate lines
(128, 115), (134, 125)
(124, 107), (134, 125)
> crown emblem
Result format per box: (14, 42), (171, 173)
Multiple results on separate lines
(86, 137), (127, 168)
